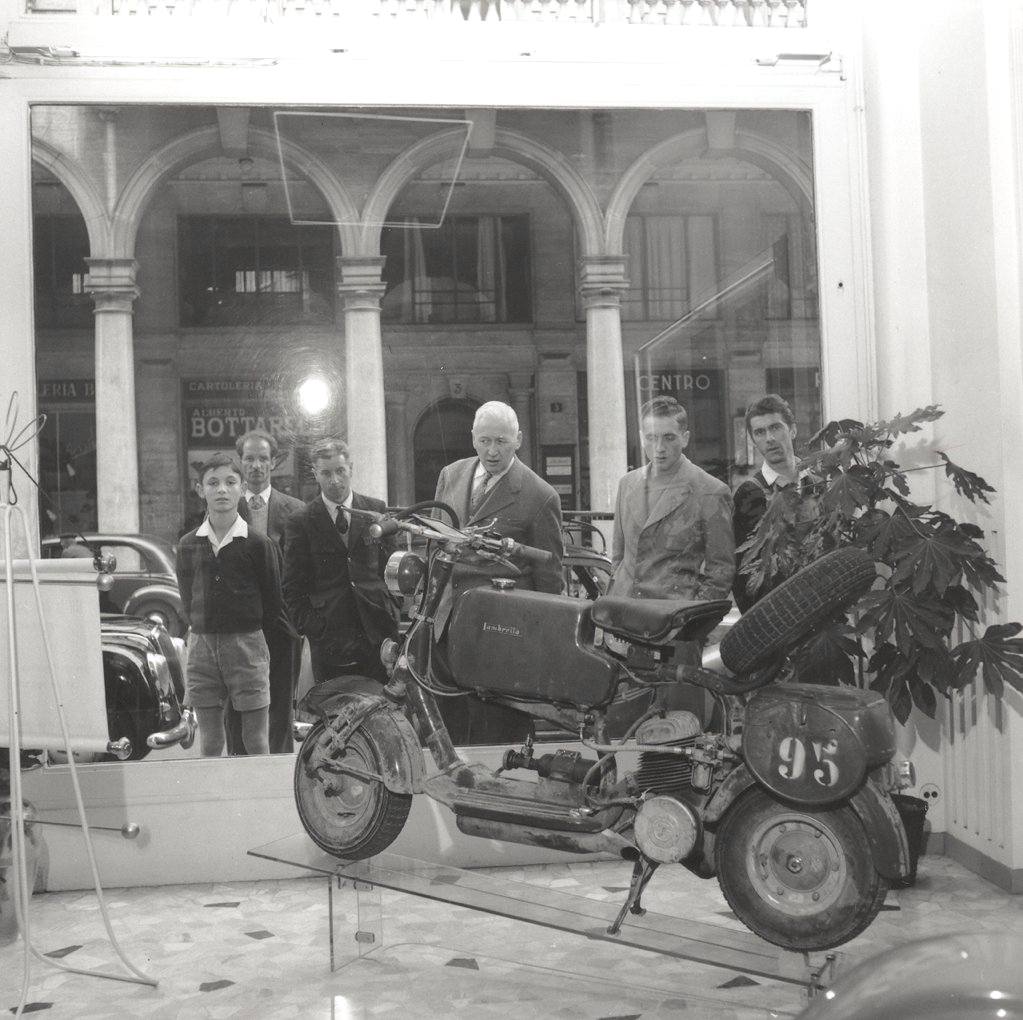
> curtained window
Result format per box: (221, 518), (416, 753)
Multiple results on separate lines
(381, 214), (531, 324)
(621, 214), (718, 322)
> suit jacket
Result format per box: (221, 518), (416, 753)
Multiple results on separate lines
(433, 456), (564, 630)
(282, 491), (399, 650)
(241, 487), (306, 637)
(609, 457), (734, 601)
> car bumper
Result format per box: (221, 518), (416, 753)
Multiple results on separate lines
(146, 707), (197, 750)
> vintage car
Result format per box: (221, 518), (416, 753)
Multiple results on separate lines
(41, 532), (186, 637)
(99, 614), (195, 760)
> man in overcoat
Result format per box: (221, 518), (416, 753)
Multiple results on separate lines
(283, 437), (398, 684)
(432, 400), (564, 742)
(609, 396), (734, 602)
(608, 396), (734, 718)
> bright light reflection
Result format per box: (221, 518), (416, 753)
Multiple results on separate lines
(997, 1009), (1007, 1018)
(825, 991), (836, 1000)
(991, 991), (1005, 1000)
(332, 996), (354, 1019)
(299, 376), (331, 415)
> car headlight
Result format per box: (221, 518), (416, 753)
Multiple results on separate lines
(384, 550), (426, 596)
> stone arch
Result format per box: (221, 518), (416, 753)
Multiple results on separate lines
(31, 139), (111, 255)
(604, 127), (815, 254)
(359, 127), (605, 258)
(411, 395), (481, 505)
(109, 124), (362, 258)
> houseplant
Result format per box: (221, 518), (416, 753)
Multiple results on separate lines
(737, 405), (1023, 724)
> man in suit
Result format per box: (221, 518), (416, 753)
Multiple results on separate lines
(433, 400), (564, 743)
(225, 428), (305, 755)
(283, 437), (398, 685)
(609, 396), (734, 717)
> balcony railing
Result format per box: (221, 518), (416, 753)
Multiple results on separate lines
(22, 0), (808, 28)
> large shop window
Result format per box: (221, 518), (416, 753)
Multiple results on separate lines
(622, 215), (718, 322)
(178, 216), (335, 327)
(33, 215), (93, 330)
(381, 215), (532, 324)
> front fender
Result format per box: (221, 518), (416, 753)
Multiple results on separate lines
(300, 676), (425, 796)
(704, 763), (756, 824)
(124, 582), (183, 615)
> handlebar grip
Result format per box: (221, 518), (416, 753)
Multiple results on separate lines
(511, 542), (554, 565)
(368, 519), (402, 539)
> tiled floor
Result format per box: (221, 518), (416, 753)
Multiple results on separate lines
(2, 850), (1022, 1019)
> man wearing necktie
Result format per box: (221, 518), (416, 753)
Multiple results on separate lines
(222, 429), (305, 755)
(432, 400), (564, 743)
(282, 437), (398, 685)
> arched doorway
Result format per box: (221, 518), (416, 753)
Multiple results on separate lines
(413, 398), (479, 504)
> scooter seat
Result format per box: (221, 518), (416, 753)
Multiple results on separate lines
(590, 597), (732, 645)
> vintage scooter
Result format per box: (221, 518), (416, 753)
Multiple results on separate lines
(293, 504), (915, 952)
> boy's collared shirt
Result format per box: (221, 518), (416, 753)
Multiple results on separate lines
(196, 514), (248, 556)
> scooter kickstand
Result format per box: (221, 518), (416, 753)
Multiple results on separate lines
(607, 857), (659, 935)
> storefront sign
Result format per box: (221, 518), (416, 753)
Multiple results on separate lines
(37, 379), (96, 403)
(637, 372), (714, 395)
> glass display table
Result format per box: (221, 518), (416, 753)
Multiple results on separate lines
(249, 832), (842, 1008)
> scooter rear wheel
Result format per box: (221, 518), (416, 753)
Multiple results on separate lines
(715, 787), (888, 951)
(294, 719), (411, 860)
(720, 548), (876, 674)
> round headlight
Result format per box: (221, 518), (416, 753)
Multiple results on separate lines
(384, 550), (426, 595)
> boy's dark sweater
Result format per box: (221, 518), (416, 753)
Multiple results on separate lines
(177, 526), (282, 634)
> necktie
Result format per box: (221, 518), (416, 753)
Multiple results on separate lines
(335, 509), (348, 535)
(248, 494), (265, 512)
(470, 471), (492, 515)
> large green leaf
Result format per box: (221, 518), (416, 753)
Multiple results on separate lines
(856, 587), (956, 649)
(789, 620), (864, 687)
(938, 452), (996, 505)
(875, 405), (944, 437)
(951, 623), (1023, 697)
(822, 465), (875, 519)
(890, 520), (972, 596)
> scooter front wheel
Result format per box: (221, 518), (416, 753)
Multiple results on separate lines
(294, 719), (412, 860)
(715, 788), (888, 951)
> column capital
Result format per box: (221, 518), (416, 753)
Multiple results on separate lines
(84, 257), (139, 312)
(337, 255), (387, 311)
(578, 254), (629, 310)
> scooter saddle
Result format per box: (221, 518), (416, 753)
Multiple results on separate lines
(590, 597), (732, 645)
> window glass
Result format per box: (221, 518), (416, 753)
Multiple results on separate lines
(33, 214), (93, 330)
(178, 216), (335, 327)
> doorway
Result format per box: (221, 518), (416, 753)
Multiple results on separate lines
(412, 397), (479, 504)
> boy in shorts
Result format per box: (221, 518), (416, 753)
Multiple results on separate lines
(177, 452), (282, 756)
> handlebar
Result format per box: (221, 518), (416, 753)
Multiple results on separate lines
(366, 509), (553, 565)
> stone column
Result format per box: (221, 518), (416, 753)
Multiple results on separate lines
(385, 389), (411, 507)
(338, 256), (388, 500)
(579, 256), (629, 537)
(507, 373), (534, 468)
(84, 257), (140, 533)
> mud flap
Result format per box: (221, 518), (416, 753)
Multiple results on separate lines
(299, 675), (425, 796)
(848, 777), (912, 881)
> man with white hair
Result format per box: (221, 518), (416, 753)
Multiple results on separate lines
(433, 399), (564, 743)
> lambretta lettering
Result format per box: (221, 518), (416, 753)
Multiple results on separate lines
(776, 735), (840, 788)
(482, 622), (521, 637)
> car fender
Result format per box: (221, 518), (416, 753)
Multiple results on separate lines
(299, 676), (425, 795)
(123, 582), (183, 616)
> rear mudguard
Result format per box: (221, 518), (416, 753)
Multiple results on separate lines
(298, 675), (426, 796)
(705, 764), (910, 881)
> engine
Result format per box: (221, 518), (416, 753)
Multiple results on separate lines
(632, 711), (703, 795)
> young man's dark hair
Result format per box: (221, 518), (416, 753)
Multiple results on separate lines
(197, 451), (243, 480)
(743, 393), (795, 436)
(308, 437), (351, 463)
(641, 395), (688, 430)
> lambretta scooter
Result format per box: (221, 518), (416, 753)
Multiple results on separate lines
(293, 504), (914, 952)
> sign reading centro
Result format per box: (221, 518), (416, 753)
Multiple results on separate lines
(637, 372), (714, 394)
